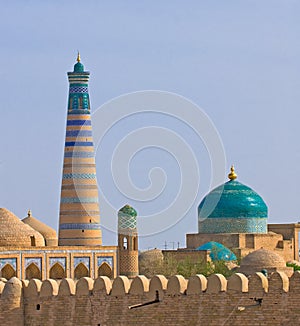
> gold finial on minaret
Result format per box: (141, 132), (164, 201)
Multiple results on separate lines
(228, 165), (237, 180)
(27, 209), (32, 217)
(77, 51), (81, 62)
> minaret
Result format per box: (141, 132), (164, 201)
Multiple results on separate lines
(58, 54), (102, 246)
(118, 205), (139, 278)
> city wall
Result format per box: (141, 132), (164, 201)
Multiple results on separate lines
(1, 271), (300, 326)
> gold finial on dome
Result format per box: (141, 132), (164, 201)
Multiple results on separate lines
(27, 209), (32, 217)
(228, 165), (237, 180)
(77, 51), (81, 62)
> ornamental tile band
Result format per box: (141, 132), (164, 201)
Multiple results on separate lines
(67, 120), (91, 126)
(198, 217), (268, 234)
(68, 109), (90, 114)
(62, 173), (96, 179)
(69, 86), (88, 93)
(60, 223), (102, 230)
(65, 141), (94, 146)
(60, 197), (98, 203)
(64, 152), (95, 158)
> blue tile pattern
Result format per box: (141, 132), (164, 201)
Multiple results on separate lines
(60, 223), (101, 230)
(199, 180), (268, 219)
(0, 258), (17, 270)
(198, 217), (267, 234)
(97, 256), (113, 268)
(49, 257), (66, 269)
(25, 257), (42, 269)
(65, 142), (93, 147)
(68, 109), (90, 114)
(63, 173), (96, 179)
(60, 197), (98, 203)
(67, 120), (91, 126)
(196, 242), (237, 261)
(74, 257), (90, 269)
(198, 180), (268, 234)
(66, 130), (93, 137)
(64, 152), (95, 158)
(69, 86), (88, 93)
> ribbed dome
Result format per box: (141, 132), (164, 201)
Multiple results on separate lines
(22, 210), (58, 246)
(0, 208), (45, 247)
(198, 167), (268, 234)
(198, 180), (268, 219)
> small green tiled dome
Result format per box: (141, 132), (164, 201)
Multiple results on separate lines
(198, 166), (268, 234)
(118, 205), (137, 230)
(74, 62), (84, 72)
(73, 52), (84, 72)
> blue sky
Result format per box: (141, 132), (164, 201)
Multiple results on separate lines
(1, 1), (300, 250)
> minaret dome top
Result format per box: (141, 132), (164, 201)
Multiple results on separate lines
(73, 51), (84, 72)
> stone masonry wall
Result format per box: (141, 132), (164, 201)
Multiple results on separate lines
(1, 271), (300, 325)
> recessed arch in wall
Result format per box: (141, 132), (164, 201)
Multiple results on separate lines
(25, 263), (41, 280)
(1, 264), (16, 280)
(74, 262), (89, 279)
(98, 262), (112, 278)
(49, 263), (66, 279)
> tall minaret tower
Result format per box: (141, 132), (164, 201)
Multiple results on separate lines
(58, 54), (102, 246)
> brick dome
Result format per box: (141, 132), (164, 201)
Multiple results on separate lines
(0, 208), (45, 247)
(238, 248), (291, 276)
(22, 210), (58, 246)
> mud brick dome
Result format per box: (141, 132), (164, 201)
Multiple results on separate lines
(0, 208), (45, 247)
(22, 210), (58, 246)
(238, 248), (293, 276)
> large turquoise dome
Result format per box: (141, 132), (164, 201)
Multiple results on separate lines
(198, 166), (268, 234)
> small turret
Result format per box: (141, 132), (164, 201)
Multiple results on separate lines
(118, 205), (138, 278)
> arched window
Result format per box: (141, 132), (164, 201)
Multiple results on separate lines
(74, 263), (89, 279)
(69, 97), (73, 110)
(30, 236), (36, 246)
(25, 263), (41, 280)
(98, 263), (112, 278)
(1, 264), (16, 280)
(79, 97), (83, 109)
(123, 237), (128, 250)
(49, 263), (65, 279)
(133, 237), (138, 250)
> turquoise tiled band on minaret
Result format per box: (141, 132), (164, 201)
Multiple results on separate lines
(58, 53), (102, 246)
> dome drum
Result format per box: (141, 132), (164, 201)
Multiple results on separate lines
(198, 217), (267, 234)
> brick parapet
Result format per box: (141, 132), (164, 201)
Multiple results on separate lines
(1, 272), (300, 325)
